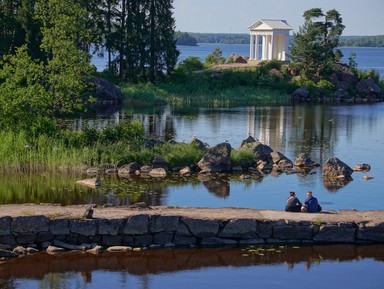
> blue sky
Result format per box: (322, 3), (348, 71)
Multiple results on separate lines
(173, 0), (384, 36)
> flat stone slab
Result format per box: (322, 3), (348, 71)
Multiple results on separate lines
(0, 204), (382, 225)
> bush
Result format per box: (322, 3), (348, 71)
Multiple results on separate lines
(175, 56), (204, 73)
(231, 149), (257, 168)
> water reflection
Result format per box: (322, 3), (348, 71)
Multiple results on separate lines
(1, 104), (383, 210)
(1, 245), (383, 289)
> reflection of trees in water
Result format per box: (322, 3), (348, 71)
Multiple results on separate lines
(1, 244), (383, 288)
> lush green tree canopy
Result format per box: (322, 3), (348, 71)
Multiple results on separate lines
(290, 8), (345, 81)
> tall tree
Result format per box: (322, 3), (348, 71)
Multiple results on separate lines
(290, 8), (345, 81)
(0, 0), (93, 133)
(0, 0), (25, 57)
(147, 0), (178, 82)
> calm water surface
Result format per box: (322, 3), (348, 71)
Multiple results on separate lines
(1, 245), (383, 289)
(1, 103), (383, 211)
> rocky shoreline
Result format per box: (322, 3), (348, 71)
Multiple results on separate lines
(0, 204), (383, 260)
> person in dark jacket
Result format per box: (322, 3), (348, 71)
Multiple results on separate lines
(285, 191), (302, 212)
(301, 191), (321, 213)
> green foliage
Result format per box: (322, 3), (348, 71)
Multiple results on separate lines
(231, 149), (257, 168)
(188, 32), (249, 44)
(175, 32), (198, 46)
(176, 56), (204, 73)
(316, 79), (334, 94)
(0, 0), (93, 134)
(290, 8), (345, 81)
(357, 69), (380, 83)
(204, 48), (226, 67)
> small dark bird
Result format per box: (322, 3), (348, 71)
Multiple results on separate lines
(83, 206), (94, 219)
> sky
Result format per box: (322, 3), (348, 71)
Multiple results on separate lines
(173, 0), (384, 36)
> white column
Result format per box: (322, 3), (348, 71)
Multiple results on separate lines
(284, 34), (289, 61)
(262, 35), (266, 60)
(271, 34), (275, 60)
(255, 35), (259, 60)
(249, 34), (253, 59)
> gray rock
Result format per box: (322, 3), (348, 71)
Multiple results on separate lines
(181, 218), (219, 237)
(76, 178), (100, 188)
(152, 155), (169, 171)
(46, 245), (66, 254)
(179, 166), (191, 175)
(174, 235), (197, 246)
(86, 245), (103, 254)
(292, 86), (310, 102)
(151, 216), (179, 233)
(122, 215), (149, 235)
(90, 77), (123, 104)
(356, 77), (381, 97)
(101, 235), (123, 247)
(12, 216), (49, 234)
(357, 222), (384, 242)
(322, 157), (353, 178)
(200, 237), (238, 247)
(257, 221), (273, 238)
(198, 142), (232, 173)
(140, 165), (152, 174)
(118, 162), (140, 177)
(0, 216), (12, 236)
(106, 246), (133, 252)
(334, 89), (349, 99)
(153, 232), (174, 245)
(69, 220), (96, 236)
(53, 240), (86, 250)
(148, 168), (167, 178)
(98, 218), (125, 235)
(294, 153), (316, 167)
(239, 238), (265, 246)
(191, 137), (209, 151)
(218, 219), (257, 238)
(134, 235), (153, 246)
(273, 225), (313, 240)
(240, 141), (273, 162)
(50, 219), (70, 235)
(313, 224), (356, 243)
(0, 249), (18, 258)
(353, 164), (371, 172)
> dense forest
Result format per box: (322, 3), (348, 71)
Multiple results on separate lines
(175, 32), (384, 47)
(0, 0), (179, 82)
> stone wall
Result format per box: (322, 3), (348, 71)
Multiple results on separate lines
(1, 213), (383, 253)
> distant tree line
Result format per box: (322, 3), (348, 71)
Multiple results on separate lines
(339, 35), (384, 47)
(174, 32), (384, 48)
(0, 0), (179, 83)
(175, 32), (198, 46)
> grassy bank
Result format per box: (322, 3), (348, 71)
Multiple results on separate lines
(0, 123), (258, 173)
(120, 67), (296, 106)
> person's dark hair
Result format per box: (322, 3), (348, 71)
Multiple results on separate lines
(289, 191), (295, 196)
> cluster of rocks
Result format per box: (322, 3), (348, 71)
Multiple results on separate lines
(1, 210), (383, 259)
(78, 135), (368, 189)
(291, 69), (383, 104)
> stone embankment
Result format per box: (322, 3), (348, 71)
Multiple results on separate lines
(0, 204), (383, 259)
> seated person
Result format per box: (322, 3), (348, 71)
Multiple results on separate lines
(285, 191), (302, 212)
(301, 191), (321, 213)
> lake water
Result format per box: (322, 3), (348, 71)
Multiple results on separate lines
(92, 43), (384, 77)
(1, 45), (384, 288)
(1, 244), (383, 289)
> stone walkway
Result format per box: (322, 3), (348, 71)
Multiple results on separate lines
(0, 204), (383, 224)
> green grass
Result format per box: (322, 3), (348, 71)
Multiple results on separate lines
(0, 129), (206, 173)
(120, 69), (295, 106)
